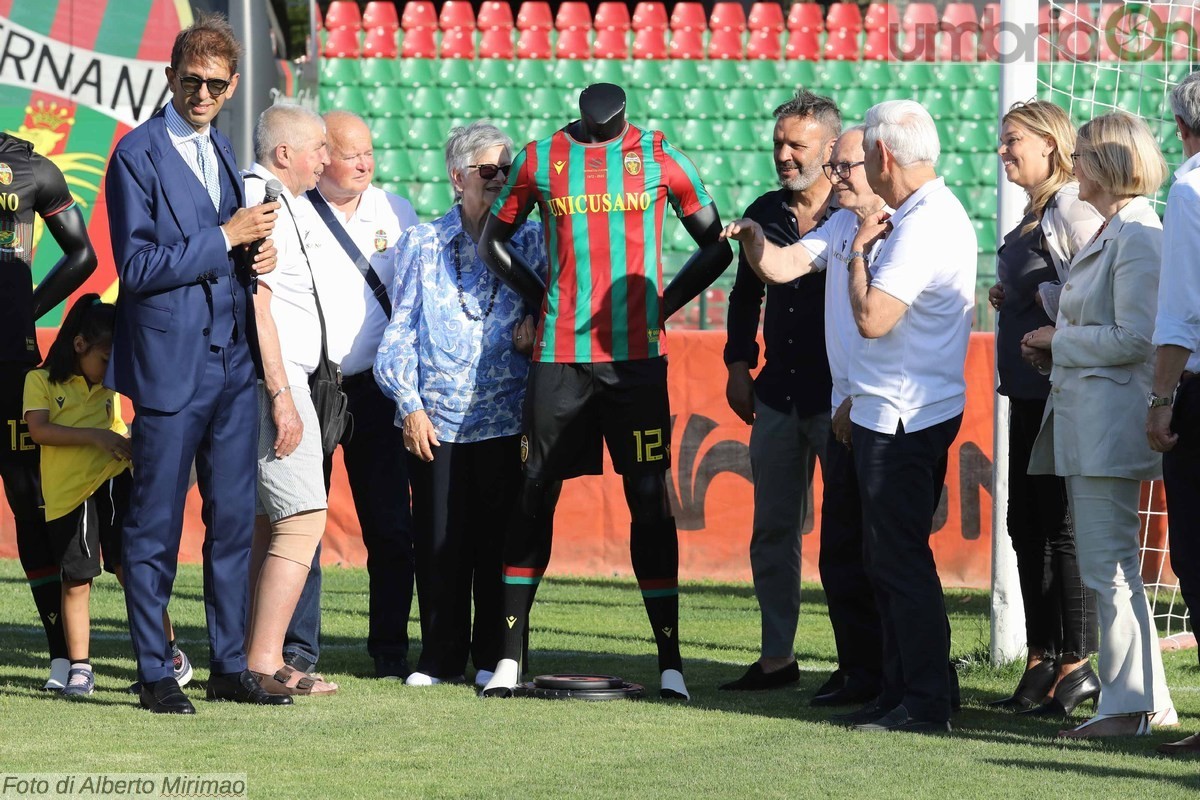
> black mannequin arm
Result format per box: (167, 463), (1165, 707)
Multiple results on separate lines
(31, 205), (98, 321)
(479, 212), (547, 312)
(662, 203), (733, 319)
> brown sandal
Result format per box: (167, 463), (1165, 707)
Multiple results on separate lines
(252, 665), (338, 697)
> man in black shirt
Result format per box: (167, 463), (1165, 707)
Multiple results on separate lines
(719, 91), (837, 694)
(0, 131), (97, 690)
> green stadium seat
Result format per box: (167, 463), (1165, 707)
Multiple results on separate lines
(778, 60), (817, 91)
(589, 59), (626, 86)
(437, 58), (476, 88)
(856, 60), (897, 91)
(522, 87), (567, 120)
(554, 59), (590, 89)
(934, 118), (955, 150)
(445, 86), (484, 119)
(733, 183), (767, 214)
(719, 88), (763, 120)
(647, 87), (685, 119)
(489, 86), (526, 120)
(406, 117), (448, 150)
(934, 62), (975, 90)
(1069, 97), (1096, 125)
(969, 153), (998, 186)
(375, 149), (413, 183)
(475, 58), (514, 89)
(693, 152), (735, 185)
(665, 219), (695, 251)
(397, 58), (438, 88)
(1093, 65), (1121, 94)
(974, 219), (997, 254)
(838, 88), (875, 120)
(513, 59), (554, 88)
(411, 149), (446, 182)
(358, 58), (397, 87)
(738, 152), (778, 187)
(1116, 89), (1148, 117)
(940, 153), (973, 187)
(369, 117), (407, 149)
(739, 59), (783, 90)
(956, 88), (996, 121)
(967, 186), (995, 219)
(947, 182), (972, 210)
(973, 63), (1000, 91)
(1165, 62), (1192, 86)
(680, 88), (721, 120)
(376, 86), (429, 118)
(814, 60), (857, 91)
(705, 184), (734, 219)
(952, 120), (993, 154)
(644, 118), (681, 144)
(663, 59), (704, 90)
(893, 63), (937, 92)
(721, 119), (760, 151)
(703, 59), (743, 90)
(325, 85), (369, 115)
(320, 58), (359, 87)
(413, 182), (455, 218)
(524, 118), (562, 142)
(919, 87), (956, 121)
(627, 59), (669, 90)
(676, 118), (721, 152)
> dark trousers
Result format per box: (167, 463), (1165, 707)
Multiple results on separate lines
(818, 428), (883, 693)
(123, 343), (257, 683)
(1162, 374), (1200, 652)
(285, 371), (414, 668)
(408, 435), (522, 678)
(1007, 397), (1096, 661)
(853, 414), (961, 723)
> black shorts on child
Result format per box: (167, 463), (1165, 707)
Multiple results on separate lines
(47, 471), (131, 581)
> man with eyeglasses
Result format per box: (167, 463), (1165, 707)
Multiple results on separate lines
(280, 110), (420, 681)
(105, 13), (285, 713)
(718, 89), (839, 697)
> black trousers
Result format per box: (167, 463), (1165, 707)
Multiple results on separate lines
(853, 414), (961, 723)
(1006, 397), (1096, 661)
(818, 428), (883, 693)
(1162, 374), (1200, 658)
(408, 434), (522, 678)
(285, 371), (415, 667)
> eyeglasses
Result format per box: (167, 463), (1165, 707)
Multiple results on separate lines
(822, 160), (866, 181)
(467, 163), (511, 180)
(177, 75), (232, 97)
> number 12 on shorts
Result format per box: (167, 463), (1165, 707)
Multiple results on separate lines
(632, 428), (666, 463)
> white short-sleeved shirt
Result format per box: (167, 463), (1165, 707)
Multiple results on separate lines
(302, 184), (419, 376)
(1153, 152), (1200, 374)
(245, 163), (321, 388)
(847, 177), (977, 434)
(799, 206), (892, 411)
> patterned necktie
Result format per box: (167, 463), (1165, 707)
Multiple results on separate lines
(194, 135), (221, 211)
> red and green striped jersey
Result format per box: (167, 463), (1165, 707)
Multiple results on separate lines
(492, 123), (712, 363)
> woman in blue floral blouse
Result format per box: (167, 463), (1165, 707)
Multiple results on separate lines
(374, 122), (548, 688)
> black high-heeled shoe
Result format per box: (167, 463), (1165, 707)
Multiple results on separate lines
(988, 659), (1057, 710)
(1018, 663), (1101, 717)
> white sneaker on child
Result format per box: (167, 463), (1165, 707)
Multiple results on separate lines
(44, 658), (70, 691)
(405, 672), (441, 686)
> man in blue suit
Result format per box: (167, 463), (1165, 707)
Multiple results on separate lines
(105, 13), (287, 714)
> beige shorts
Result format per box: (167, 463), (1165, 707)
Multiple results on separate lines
(255, 383), (328, 524)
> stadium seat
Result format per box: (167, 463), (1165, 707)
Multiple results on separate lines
(787, 2), (825, 33)
(823, 30), (860, 60)
(363, 1), (399, 32)
(413, 182), (454, 217)
(589, 58), (625, 85)
(445, 86), (485, 119)
(368, 116), (406, 147)
(593, 28), (629, 58)
(512, 58), (553, 87)
(632, 27), (668, 58)
(740, 59), (783, 89)
(595, 2), (632, 31)
(708, 29), (745, 59)
(405, 86), (447, 119)
(477, 1), (514, 30)
(955, 88), (995, 121)
(825, 2), (863, 33)
(704, 59), (743, 90)
(679, 87), (720, 120)
(401, 1), (437, 31)
(899, 3), (938, 61)
(940, 153), (973, 187)
(970, 153), (998, 186)
(855, 60), (897, 90)
(935, 62), (975, 89)
(411, 148), (447, 182)
(919, 87), (956, 120)
(374, 149), (412, 183)
(400, 28), (437, 58)
(711, 3), (747, 32)
(326, 85), (369, 115)
(664, 59), (703, 89)
(325, 1), (362, 32)
(516, 1), (554, 30)
(313, 2), (324, 31)
(779, 59), (817, 88)
(979, 2), (1001, 59)
(669, 29), (706, 59)
(785, 30), (821, 60)
(953, 120), (993, 153)
(740, 153), (778, 186)
(556, 2), (592, 31)
(815, 59), (857, 91)
(362, 27), (398, 58)
(746, 29), (782, 59)
(676, 118), (720, 151)
(939, 2), (979, 61)
(718, 88), (761, 120)
(626, 58), (667, 89)
(440, 29), (475, 58)
(396, 58), (436, 87)
(693, 152), (735, 185)
(864, 2), (899, 32)
(720, 119), (758, 151)
(555, 27), (590, 58)
(748, 2), (785, 33)
(405, 117), (446, 150)
(517, 29), (553, 58)
(974, 219), (997, 254)
(320, 57), (359, 88)
(670, 2), (708, 32)
(863, 29), (899, 60)
(358, 57), (399, 87)
(439, 1), (476, 30)
(524, 87), (567, 119)
(479, 28), (516, 58)
(323, 28), (361, 58)
(647, 87), (687, 119)
(973, 62), (1000, 91)
(632, 2), (668, 31)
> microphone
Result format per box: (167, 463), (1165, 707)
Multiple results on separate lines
(247, 179), (283, 291)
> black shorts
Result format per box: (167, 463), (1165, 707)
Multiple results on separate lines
(47, 471), (131, 581)
(522, 357), (671, 481)
(0, 361), (38, 469)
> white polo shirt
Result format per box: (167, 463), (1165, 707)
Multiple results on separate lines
(245, 163), (321, 388)
(302, 184), (419, 376)
(798, 206), (893, 412)
(847, 177), (977, 434)
(1153, 151), (1200, 373)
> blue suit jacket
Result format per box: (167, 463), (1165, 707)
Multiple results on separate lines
(105, 107), (257, 413)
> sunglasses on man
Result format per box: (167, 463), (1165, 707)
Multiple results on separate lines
(177, 75), (232, 97)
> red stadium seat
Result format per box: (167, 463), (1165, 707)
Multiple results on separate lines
(901, 2), (938, 61)
(632, 2), (668, 31)
(479, 27), (515, 58)
(825, 2), (863, 33)
(362, 1), (399, 33)
(556, 2), (592, 31)
(595, 2), (632, 32)
(324, 1), (362, 32)
(517, 28), (553, 57)
(668, 29), (706, 58)
(863, 28), (899, 60)
(401, 1), (436, 30)
(746, 28), (782, 59)
(632, 26), (668, 59)
(979, 3), (1001, 60)
(710, 2), (747, 32)
(1056, 2), (1096, 60)
(670, 2), (708, 32)
(748, 2), (785, 33)
(400, 26), (437, 58)
(593, 28), (628, 58)
(556, 28), (592, 58)
(477, 1), (515, 31)
(516, 1), (554, 30)
(784, 29), (821, 60)
(787, 3), (825, 33)
(823, 29), (860, 59)
(440, 1), (476, 31)
(362, 27), (398, 58)
(864, 3), (899, 32)
(1169, 5), (1199, 60)
(939, 2), (978, 60)
(708, 28), (744, 59)
(440, 28), (475, 57)
(322, 27), (360, 58)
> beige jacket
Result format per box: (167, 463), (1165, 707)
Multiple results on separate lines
(1029, 195), (1163, 480)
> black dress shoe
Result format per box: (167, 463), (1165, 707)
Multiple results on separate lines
(1158, 732), (1200, 756)
(374, 657), (411, 680)
(139, 677), (195, 715)
(1018, 663), (1100, 718)
(830, 699), (887, 726)
(811, 669), (845, 697)
(855, 704), (951, 734)
(206, 670), (293, 705)
(811, 683), (880, 707)
(988, 659), (1057, 710)
(718, 661), (800, 691)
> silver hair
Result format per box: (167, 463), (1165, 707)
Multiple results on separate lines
(444, 121), (513, 197)
(1171, 71), (1200, 136)
(864, 100), (940, 167)
(254, 102), (324, 163)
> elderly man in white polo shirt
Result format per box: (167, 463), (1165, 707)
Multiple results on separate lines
(845, 100), (975, 733)
(282, 110), (420, 680)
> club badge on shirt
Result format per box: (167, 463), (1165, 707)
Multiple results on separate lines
(374, 229), (388, 253)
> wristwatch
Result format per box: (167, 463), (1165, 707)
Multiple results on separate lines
(846, 250), (866, 266)
(1147, 391), (1174, 409)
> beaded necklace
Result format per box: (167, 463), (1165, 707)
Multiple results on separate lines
(450, 235), (500, 321)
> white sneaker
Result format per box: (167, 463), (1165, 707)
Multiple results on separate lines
(44, 658), (70, 691)
(405, 672), (442, 686)
(475, 670), (494, 688)
(661, 668), (690, 700)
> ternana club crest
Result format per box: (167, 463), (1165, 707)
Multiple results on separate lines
(0, 164), (12, 185)
(374, 229), (388, 252)
(623, 151), (642, 176)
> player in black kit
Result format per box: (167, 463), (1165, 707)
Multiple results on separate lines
(0, 132), (97, 689)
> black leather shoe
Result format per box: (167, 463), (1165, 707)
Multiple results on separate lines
(1018, 663), (1100, 718)
(718, 661), (800, 691)
(139, 677), (195, 715)
(855, 704), (951, 733)
(811, 683), (880, 707)
(811, 669), (845, 697)
(989, 659), (1057, 710)
(374, 657), (411, 680)
(206, 670), (293, 705)
(1158, 732), (1200, 756)
(830, 699), (888, 726)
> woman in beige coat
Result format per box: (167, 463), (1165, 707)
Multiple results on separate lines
(1021, 112), (1176, 738)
